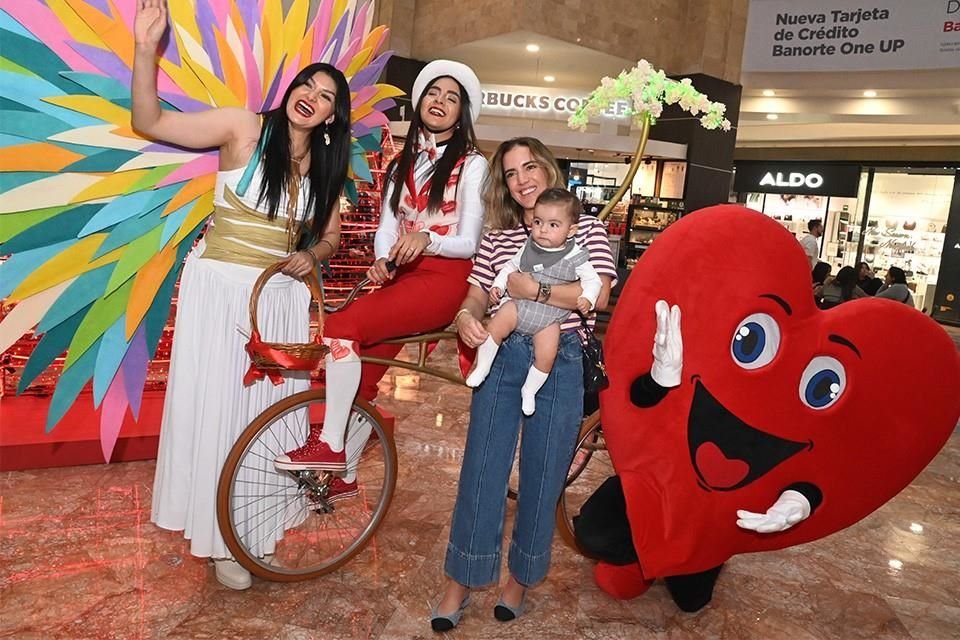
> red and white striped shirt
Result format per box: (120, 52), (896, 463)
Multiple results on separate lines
(469, 215), (618, 331)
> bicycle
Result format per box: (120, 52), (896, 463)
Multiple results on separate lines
(216, 260), (609, 581)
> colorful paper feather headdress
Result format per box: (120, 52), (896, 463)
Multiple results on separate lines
(0, 0), (402, 460)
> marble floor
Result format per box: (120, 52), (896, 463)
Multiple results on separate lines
(1, 342), (959, 640)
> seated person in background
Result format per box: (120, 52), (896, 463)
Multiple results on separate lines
(815, 266), (866, 308)
(812, 261), (832, 287)
(876, 266), (915, 307)
(857, 261), (883, 296)
(465, 188), (601, 416)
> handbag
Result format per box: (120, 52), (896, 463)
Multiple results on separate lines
(576, 313), (609, 394)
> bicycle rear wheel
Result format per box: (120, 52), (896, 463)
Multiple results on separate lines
(555, 411), (611, 555)
(217, 389), (397, 581)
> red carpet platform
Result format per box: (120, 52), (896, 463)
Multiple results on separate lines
(0, 390), (165, 471)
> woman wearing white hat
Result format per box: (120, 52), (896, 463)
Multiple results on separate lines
(274, 61), (488, 485)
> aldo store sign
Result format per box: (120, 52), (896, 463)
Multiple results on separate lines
(760, 171), (825, 189)
(734, 163), (862, 197)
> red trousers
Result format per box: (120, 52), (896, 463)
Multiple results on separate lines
(324, 256), (473, 401)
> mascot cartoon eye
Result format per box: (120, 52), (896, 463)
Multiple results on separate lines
(730, 313), (781, 369)
(799, 356), (847, 409)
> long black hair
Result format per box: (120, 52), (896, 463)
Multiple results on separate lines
(812, 261), (831, 286)
(835, 266), (858, 301)
(387, 75), (478, 215)
(256, 62), (351, 249)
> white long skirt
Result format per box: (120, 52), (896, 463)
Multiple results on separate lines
(151, 247), (311, 558)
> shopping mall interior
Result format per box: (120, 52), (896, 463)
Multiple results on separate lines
(2, 0), (959, 638)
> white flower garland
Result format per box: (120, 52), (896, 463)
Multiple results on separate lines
(569, 59), (732, 132)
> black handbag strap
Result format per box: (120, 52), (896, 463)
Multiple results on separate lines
(575, 310), (592, 335)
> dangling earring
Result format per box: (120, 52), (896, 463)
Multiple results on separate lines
(323, 118), (333, 146)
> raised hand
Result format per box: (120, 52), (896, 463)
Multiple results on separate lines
(650, 299), (682, 388)
(135, 0), (168, 48)
(736, 490), (811, 534)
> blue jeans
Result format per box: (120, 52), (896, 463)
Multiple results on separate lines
(444, 331), (583, 587)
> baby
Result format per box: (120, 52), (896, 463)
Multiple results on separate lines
(466, 188), (601, 415)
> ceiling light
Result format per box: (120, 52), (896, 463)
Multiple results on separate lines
(762, 89), (776, 97)
(543, 75), (555, 82)
(863, 90), (877, 97)
(766, 113), (779, 120)
(587, 149), (595, 153)
(525, 44), (540, 53)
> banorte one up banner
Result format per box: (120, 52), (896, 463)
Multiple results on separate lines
(742, 0), (960, 72)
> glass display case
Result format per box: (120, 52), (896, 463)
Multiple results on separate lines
(822, 196), (860, 271)
(623, 196), (683, 269)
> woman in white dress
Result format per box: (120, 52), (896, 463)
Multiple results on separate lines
(131, 0), (352, 589)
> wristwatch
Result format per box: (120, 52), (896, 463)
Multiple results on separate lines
(538, 282), (552, 302)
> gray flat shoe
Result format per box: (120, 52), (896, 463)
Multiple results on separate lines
(493, 593), (526, 622)
(430, 594), (471, 632)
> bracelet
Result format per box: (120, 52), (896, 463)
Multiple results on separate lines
(453, 308), (473, 325)
(317, 238), (336, 254)
(301, 250), (320, 266)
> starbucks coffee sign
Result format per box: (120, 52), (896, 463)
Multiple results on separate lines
(479, 84), (632, 123)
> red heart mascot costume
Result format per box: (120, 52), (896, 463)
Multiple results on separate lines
(574, 205), (960, 612)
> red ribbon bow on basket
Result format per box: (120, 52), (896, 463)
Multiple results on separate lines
(242, 260), (327, 386)
(243, 330), (326, 385)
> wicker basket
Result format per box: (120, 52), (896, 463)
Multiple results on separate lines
(245, 260), (329, 374)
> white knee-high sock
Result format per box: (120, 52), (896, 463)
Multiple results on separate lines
(521, 366), (550, 416)
(341, 412), (372, 483)
(320, 338), (361, 452)
(465, 336), (500, 387)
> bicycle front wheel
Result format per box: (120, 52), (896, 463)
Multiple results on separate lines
(217, 389), (397, 581)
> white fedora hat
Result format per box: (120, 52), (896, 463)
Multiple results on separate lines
(411, 59), (482, 123)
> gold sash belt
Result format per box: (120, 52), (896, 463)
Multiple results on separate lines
(201, 188), (300, 268)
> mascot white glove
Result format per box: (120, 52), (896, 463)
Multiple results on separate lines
(650, 299), (683, 388)
(736, 490), (811, 533)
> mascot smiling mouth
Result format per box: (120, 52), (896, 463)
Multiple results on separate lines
(688, 380), (811, 491)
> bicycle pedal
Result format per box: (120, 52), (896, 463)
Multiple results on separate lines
(312, 499), (336, 514)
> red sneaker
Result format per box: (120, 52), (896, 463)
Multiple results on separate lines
(275, 427), (346, 471)
(325, 476), (359, 503)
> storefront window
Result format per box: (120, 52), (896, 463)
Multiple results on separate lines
(755, 192), (829, 240)
(861, 171), (953, 311)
